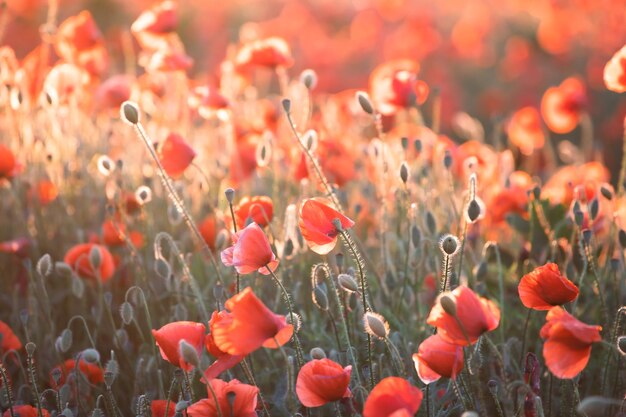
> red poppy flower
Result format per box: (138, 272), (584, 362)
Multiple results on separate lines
(234, 37), (294, 72)
(211, 287), (293, 356)
(369, 59), (428, 115)
(199, 212), (218, 251)
(34, 180), (58, 205)
(94, 75), (132, 111)
(151, 400), (176, 417)
(152, 321), (206, 371)
(144, 49), (194, 73)
(54, 11), (108, 77)
(231, 196), (274, 230)
(298, 198), (355, 255)
(0, 144), (17, 180)
(541, 162), (609, 206)
(507, 107), (545, 156)
(540, 307), (601, 379)
(187, 378), (258, 417)
(220, 222), (278, 275)
(0, 320), (22, 353)
(604, 45), (626, 93)
(413, 334), (464, 384)
(518, 263), (579, 310)
(541, 77), (587, 134)
(363, 377), (423, 417)
(158, 133), (196, 179)
(131, 1), (178, 51)
(295, 359), (351, 407)
(102, 220), (126, 247)
(204, 311), (244, 380)
(0, 237), (31, 258)
(2, 405), (50, 417)
(189, 86), (230, 119)
(50, 359), (104, 387)
(427, 286), (500, 346)
(63, 243), (116, 282)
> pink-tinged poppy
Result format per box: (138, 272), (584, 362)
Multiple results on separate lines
(0, 320), (22, 353)
(413, 334), (464, 384)
(540, 307), (601, 379)
(231, 196), (274, 230)
(518, 263), (579, 310)
(0, 144), (17, 180)
(507, 107), (545, 156)
(363, 377), (423, 417)
(220, 222), (278, 275)
(2, 405), (50, 417)
(204, 311), (244, 380)
(0, 237), (31, 258)
(64, 243), (115, 282)
(94, 75), (132, 111)
(234, 37), (294, 72)
(211, 287), (293, 356)
(158, 133), (196, 179)
(152, 321), (206, 371)
(50, 359), (104, 387)
(131, 1), (178, 51)
(427, 286), (500, 346)
(295, 359), (351, 407)
(298, 198), (355, 255)
(369, 59), (428, 115)
(54, 11), (108, 77)
(604, 45), (626, 93)
(541, 77), (587, 134)
(151, 400), (176, 417)
(187, 378), (258, 417)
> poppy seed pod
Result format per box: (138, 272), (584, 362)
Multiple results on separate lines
(120, 101), (140, 125)
(281, 98), (291, 113)
(356, 91), (374, 114)
(466, 199), (482, 223)
(439, 234), (460, 256)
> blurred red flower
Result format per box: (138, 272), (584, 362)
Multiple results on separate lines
(234, 37), (294, 72)
(152, 321), (206, 371)
(64, 243), (115, 282)
(151, 400), (176, 417)
(199, 212), (219, 251)
(0, 237), (31, 258)
(232, 196), (274, 230)
(51, 358), (104, 386)
(541, 77), (587, 134)
(220, 222), (278, 275)
(369, 59), (428, 115)
(0, 320), (22, 353)
(295, 358), (351, 407)
(0, 144), (17, 180)
(363, 377), (422, 417)
(298, 198), (354, 255)
(131, 1), (178, 51)
(413, 334), (464, 384)
(604, 45), (626, 93)
(54, 11), (108, 77)
(158, 133), (197, 179)
(518, 263), (579, 310)
(187, 378), (259, 417)
(507, 107), (545, 156)
(2, 405), (50, 417)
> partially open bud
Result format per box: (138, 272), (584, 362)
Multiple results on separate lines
(120, 101), (140, 125)
(440, 295), (457, 317)
(363, 312), (389, 340)
(356, 91), (374, 114)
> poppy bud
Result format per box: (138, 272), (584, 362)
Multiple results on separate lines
(97, 155), (115, 177)
(426, 211), (437, 235)
(176, 400), (190, 413)
(400, 161), (409, 184)
(487, 380), (498, 394)
(51, 367), (62, 385)
(466, 199), (482, 223)
(120, 101), (140, 125)
(72, 276), (85, 297)
(224, 188), (235, 204)
(414, 139), (422, 153)
(473, 260), (488, 281)
(179, 340), (200, 369)
(331, 218), (344, 232)
(600, 185), (613, 200)
(582, 229), (592, 245)
(59, 329), (73, 353)
(55, 261), (73, 278)
(589, 198), (599, 220)
(37, 254), (52, 277)
(401, 136), (409, 150)
(461, 413), (479, 417)
(356, 91), (374, 114)
(25, 342), (36, 357)
(619, 230), (626, 248)
(90, 409), (104, 417)
(89, 246), (102, 270)
(310, 347), (326, 359)
(411, 226), (421, 248)
(443, 150), (452, 169)
(62, 407), (74, 417)
(281, 98), (291, 113)
(532, 185), (541, 200)
(577, 396), (621, 417)
(363, 312), (389, 340)
(115, 329), (128, 348)
(312, 285), (329, 311)
(440, 295), (457, 316)
(119, 302), (134, 325)
(304, 130), (318, 151)
(573, 209), (584, 227)
(439, 234), (460, 256)
(338, 273), (358, 293)
(300, 69), (317, 90)
(617, 336), (626, 356)
(81, 348), (100, 364)
(154, 258), (171, 279)
(335, 252), (344, 269)
(135, 186), (152, 205)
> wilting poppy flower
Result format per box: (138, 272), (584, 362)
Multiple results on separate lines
(540, 307), (601, 379)
(152, 321), (206, 371)
(234, 37), (294, 72)
(211, 287), (293, 356)
(204, 310), (244, 380)
(363, 377), (423, 417)
(518, 263), (579, 310)
(63, 243), (115, 282)
(427, 286), (500, 346)
(187, 378), (258, 417)
(541, 77), (587, 134)
(220, 222), (278, 275)
(604, 45), (626, 93)
(232, 196), (274, 229)
(295, 359), (351, 407)
(151, 400), (176, 417)
(199, 212), (218, 251)
(0, 237), (31, 258)
(298, 198), (355, 255)
(0, 144), (17, 180)
(51, 359), (104, 386)
(507, 107), (545, 156)
(2, 405), (50, 417)
(413, 334), (464, 384)
(0, 320), (22, 353)
(158, 133), (196, 179)
(369, 59), (428, 115)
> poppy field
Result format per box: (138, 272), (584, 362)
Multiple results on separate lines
(1, 0), (626, 416)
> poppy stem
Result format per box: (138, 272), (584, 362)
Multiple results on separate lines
(425, 383), (431, 417)
(239, 360), (272, 417)
(441, 254), (451, 293)
(334, 401), (343, 417)
(519, 309), (533, 367)
(618, 123), (626, 197)
(0, 362), (15, 417)
(493, 243), (505, 343)
(226, 199), (241, 294)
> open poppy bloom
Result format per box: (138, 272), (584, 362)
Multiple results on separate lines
(295, 358), (351, 407)
(0, 237), (31, 258)
(152, 321), (206, 371)
(518, 263), (579, 310)
(151, 400), (176, 417)
(363, 377), (423, 417)
(507, 107), (545, 156)
(158, 133), (196, 179)
(232, 196), (274, 229)
(369, 59), (428, 115)
(2, 405), (50, 417)
(540, 77), (587, 134)
(204, 311), (244, 380)
(220, 222), (278, 275)
(604, 44), (626, 93)
(413, 334), (464, 384)
(0, 144), (17, 180)
(211, 287), (293, 356)
(427, 286), (500, 346)
(187, 378), (259, 417)
(234, 37), (294, 72)
(0, 320), (22, 353)
(540, 307), (601, 379)
(50, 359), (104, 387)
(64, 243), (116, 282)
(298, 198), (355, 255)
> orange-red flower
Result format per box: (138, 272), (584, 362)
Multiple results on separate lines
(295, 359), (351, 407)
(158, 133), (196, 179)
(34, 180), (58, 205)
(204, 310), (244, 380)
(0, 144), (17, 180)
(2, 405), (50, 417)
(231, 196), (274, 230)
(518, 263), (579, 310)
(541, 77), (587, 134)
(50, 359), (104, 387)
(151, 400), (176, 417)
(234, 37), (294, 72)
(187, 378), (259, 417)
(604, 45), (626, 93)
(541, 161), (609, 206)
(427, 286), (500, 346)
(0, 320), (22, 353)
(363, 377), (423, 417)
(64, 243), (116, 282)
(369, 59), (428, 115)
(220, 222), (278, 275)
(540, 307), (601, 379)
(413, 334), (464, 384)
(54, 11), (108, 77)
(298, 198), (355, 255)
(152, 321), (206, 371)
(507, 107), (545, 156)
(199, 212), (218, 251)
(0, 237), (31, 258)
(211, 287), (293, 356)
